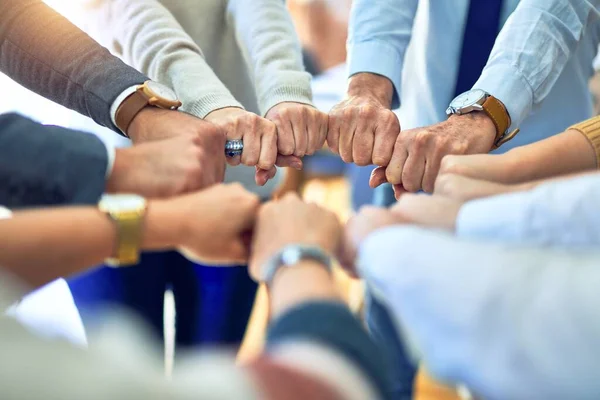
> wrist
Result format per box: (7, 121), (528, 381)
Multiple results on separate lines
(347, 73), (394, 108)
(141, 199), (182, 251)
(127, 107), (175, 143)
(105, 147), (134, 194)
(270, 260), (338, 318)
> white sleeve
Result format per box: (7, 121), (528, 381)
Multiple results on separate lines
(358, 225), (600, 400)
(76, 0), (243, 118)
(457, 174), (600, 247)
(226, 0), (313, 115)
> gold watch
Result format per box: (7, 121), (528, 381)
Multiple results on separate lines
(446, 89), (520, 150)
(98, 194), (148, 267)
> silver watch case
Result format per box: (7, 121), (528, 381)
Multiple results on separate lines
(446, 88), (489, 116)
(262, 244), (332, 285)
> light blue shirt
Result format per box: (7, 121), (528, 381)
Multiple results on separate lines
(348, 0), (600, 152)
(358, 174), (600, 399)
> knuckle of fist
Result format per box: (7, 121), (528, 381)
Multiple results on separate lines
(358, 105), (377, 119)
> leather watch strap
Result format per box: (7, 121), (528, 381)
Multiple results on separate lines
(115, 90), (149, 136)
(482, 96), (519, 150)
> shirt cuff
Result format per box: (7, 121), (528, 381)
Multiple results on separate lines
(256, 72), (314, 116)
(109, 85), (140, 134)
(347, 41), (404, 109)
(473, 63), (534, 133)
(0, 206), (13, 219)
(103, 142), (116, 180)
(456, 193), (533, 241)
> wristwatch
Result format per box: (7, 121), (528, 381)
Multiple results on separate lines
(446, 89), (519, 150)
(262, 244), (333, 286)
(115, 80), (182, 135)
(98, 194), (148, 267)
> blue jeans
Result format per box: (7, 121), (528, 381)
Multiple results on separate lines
(68, 251), (257, 354)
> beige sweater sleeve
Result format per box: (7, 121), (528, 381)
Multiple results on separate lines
(569, 115), (600, 168)
(226, 0), (314, 115)
(76, 0), (243, 118)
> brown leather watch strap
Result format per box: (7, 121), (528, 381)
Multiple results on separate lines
(115, 90), (149, 136)
(482, 96), (519, 150)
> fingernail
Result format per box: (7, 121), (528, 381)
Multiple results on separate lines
(291, 160), (303, 170)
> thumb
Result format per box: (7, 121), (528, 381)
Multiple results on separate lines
(276, 154), (303, 170)
(369, 166), (388, 188)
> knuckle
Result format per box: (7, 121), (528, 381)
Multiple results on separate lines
(358, 105), (377, 119)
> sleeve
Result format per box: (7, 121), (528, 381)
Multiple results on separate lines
(226, 0), (314, 115)
(0, 0), (148, 132)
(456, 173), (600, 247)
(346, 0), (419, 109)
(474, 0), (600, 131)
(358, 226), (600, 400)
(265, 301), (390, 399)
(568, 115), (600, 168)
(0, 114), (108, 208)
(0, 307), (258, 400)
(77, 0), (243, 118)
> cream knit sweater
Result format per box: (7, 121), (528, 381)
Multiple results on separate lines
(77, 0), (314, 197)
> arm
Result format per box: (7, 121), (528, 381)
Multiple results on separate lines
(346, 0), (418, 108)
(0, 0), (148, 131)
(78, 0), (243, 119)
(358, 226), (600, 400)
(456, 173), (600, 246)
(0, 114), (108, 208)
(226, 0), (313, 115)
(474, 0), (600, 131)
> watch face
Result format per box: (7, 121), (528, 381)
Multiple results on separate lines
(99, 194), (146, 213)
(450, 89), (487, 109)
(145, 81), (178, 102)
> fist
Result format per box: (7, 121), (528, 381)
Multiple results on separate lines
(172, 183), (261, 265)
(205, 107), (303, 186)
(107, 133), (226, 197)
(249, 193), (342, 281)
(328, 95), (399, 166)
(370, 113), (497, 193)
(266, 102), (329, 157)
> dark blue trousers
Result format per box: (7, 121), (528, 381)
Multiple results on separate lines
(68, 251), (258, 353)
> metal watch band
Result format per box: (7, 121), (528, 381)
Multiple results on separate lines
(262, 244), (333, 286)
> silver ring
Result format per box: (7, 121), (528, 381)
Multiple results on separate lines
(225, 139), (243, 157)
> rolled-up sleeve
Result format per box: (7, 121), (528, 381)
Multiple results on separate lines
(474, 0), (600, 131)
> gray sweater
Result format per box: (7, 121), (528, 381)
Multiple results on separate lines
(78, 0), (314, 198)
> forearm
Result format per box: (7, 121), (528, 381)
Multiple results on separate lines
(264, 261), (387, 399)
(347, 0), (418, 108)
(503, 128), (597, 184)
(0, 201), (177, 288)
(359, 226), (600, 400)
(457, 174), (600, 246)
(227, 0), (313, 115)
(0, 0), (147, 131)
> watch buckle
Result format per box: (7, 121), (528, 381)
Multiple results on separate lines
(493, 128), (520, 150)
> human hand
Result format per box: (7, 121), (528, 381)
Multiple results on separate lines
(206, 107), (302, 186)
(390, 194), (464, 231)
(265, 101), (329, 158)
(369, 112), (497, 193)
(437, 153), (515, 183)
(434, 174), (514, 202)
(249, 193), (342, 281)
(151, 183), (260, 264)
(107, 132), (226, 197)
(328, 73), (400, 166)
(340, 206), (409, 277)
